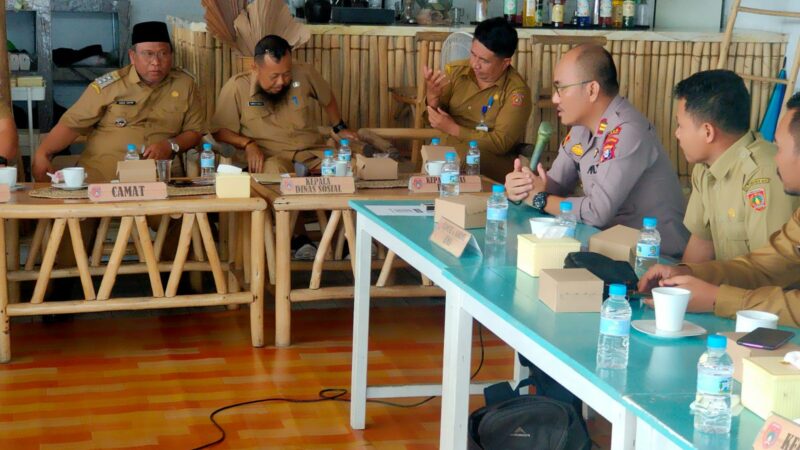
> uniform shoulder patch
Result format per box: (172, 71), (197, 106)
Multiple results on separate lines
(571, 143), (584, 157)
(511, 92), (525, 107)
(561, 131), (572, 148)
(600, 125), (622, 163)
(747, 187), (767, 211)
(92, 71), (121, 91)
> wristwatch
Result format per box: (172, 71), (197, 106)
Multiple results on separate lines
(532, 191), (549, 212)
(167, 138), (180, 154)
(332, 120), (348, 134)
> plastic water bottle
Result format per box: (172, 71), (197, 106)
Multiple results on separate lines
(635, 216), (661, 277)
(124, 144), (139, 160)
(200, 143), (215, 179)
(486, 185), (508, 244)
(431, 137), (440, 146)
(338, 139), (352, 176)
(557, 201), (577, 238)
(321, 149), (336, 177)
(440, 151), (460, 197)
(694, 334), (733, 434)
(597, 283), (631, 369)
(465, 140), (480, 175)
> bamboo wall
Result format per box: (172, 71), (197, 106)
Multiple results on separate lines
(170, 20), (787, 180)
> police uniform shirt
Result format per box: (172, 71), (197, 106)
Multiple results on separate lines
(684, 131), (798, 261)
(210, 62), (332, 157)
(436, 59), (532, 182)
(59, 65), (205, 182)
(546, 96), (690, 258)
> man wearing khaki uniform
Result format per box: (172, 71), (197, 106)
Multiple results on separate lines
(212, 35), (356, 174)
(639, 92), (800, 327)
(423, 18), (532, 182)
(675, 70), (797, 263)
(33, 21), (204, 183)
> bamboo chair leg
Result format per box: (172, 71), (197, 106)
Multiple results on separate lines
(6, 219), (19, 305)
(25, 219), (48, 271)
(376, 250), (396, 287)
(96, 217), (134, 301)
(242, 211), (251, 284)
(264, 209), (276, 286)
(153, 215), (171, 262)
(421, 274), (433, 286)
(219, 212), (229, 261)
(165, 214), (196, 298)
(31, 218), (66, 304)
(335, 223), (346, 260)
(0, 219), (9, 362)
(250, 210), (265, 347)
(90, 217), (112, 267)
(191, 220), (205, 262)
(228, 212), (241, 293)
(309, 210), (342, 290)
(342, 210), (357, 275)
(67, 218), (96, 300)
(131, 223), (146, 263)
(134, 216), (164, 298)
(196, 213), (227, 294)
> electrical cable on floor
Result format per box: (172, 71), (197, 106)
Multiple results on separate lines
(191, 325), (486, 449)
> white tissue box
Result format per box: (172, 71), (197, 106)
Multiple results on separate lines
(741, 356), (800, 419)
(516, 234), (581, 277)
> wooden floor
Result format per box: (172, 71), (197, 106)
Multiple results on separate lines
(0, 302), (610, 449)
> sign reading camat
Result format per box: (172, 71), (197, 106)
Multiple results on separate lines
(88, 182), (168, 202)
(280, 177), (355, 195)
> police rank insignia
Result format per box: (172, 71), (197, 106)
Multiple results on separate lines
(114, 117), (127, 128)
(511, 92), (524, 107)
(596, 118), (608, 135)
(571, 143), (584, 156)
(747, 188), (767, 211)
(600, 126), (622, 163)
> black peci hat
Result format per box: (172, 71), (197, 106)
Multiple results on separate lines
(131, 21), (172, 46)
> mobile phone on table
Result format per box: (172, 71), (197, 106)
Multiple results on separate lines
(736, 327), (795, 350)
(169, 179), (193, 187)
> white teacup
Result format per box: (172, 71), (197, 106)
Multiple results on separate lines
(652, 287), (691, 332)
(0, 167), (17, 186)
(735, 310), (778, 332)
(334, 160), (348, 177)
(62, 167), (86, 187)
(529, 217), (557, 238)
(425, 160), (445, 177)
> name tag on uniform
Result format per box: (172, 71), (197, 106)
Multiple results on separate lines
(114, 100), (136, 105)
(475, 124), (489, 132)
(249, 101), (264, 107)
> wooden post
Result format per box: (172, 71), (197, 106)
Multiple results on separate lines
(250, 210), (265, 347)
(275, 210), (292, 347)
(0, 218), (9, 362)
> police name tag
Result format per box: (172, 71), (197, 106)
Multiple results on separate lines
(408, 175), (483, 193)
(0, 184), (9, 203)
(88, 182), (168, 202)
(279, 177), (355, 195)
(429, 217), (480, 258)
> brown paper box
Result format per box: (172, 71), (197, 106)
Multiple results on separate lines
(588, 224), (640, 265)
(753, 414), (800, 450)
(116, 159), (157, 183)
(434, 195), (487, 229)
(421, 144), (457, 166)
(721, 332), (800, 382)
(216, 173), (251, 198)
(538, 269), (603, 312)
(354, 155), (398, 181)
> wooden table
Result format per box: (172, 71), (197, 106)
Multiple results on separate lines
(0, 183), (267, 362)
(250, 176), (494, 347)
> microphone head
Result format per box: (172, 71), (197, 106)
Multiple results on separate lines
(537, 121), (553, 138)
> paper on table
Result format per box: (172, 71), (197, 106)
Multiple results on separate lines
(366, 205), (434, 217)
(217, 164), (243, 174)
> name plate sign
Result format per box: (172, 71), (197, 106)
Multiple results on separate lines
(280, 176), (355, 195)
(408, 175), (482, 193)
(88, 182), (167, 202)
(0, 184), (9, 203)
(754, 414), (800, 450)
(430, 217), (480, 258)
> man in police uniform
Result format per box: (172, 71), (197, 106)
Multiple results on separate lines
(211, 35), (356, 174)
(505, 44), (689, 258)
(423, 17), (532, 182)
(32, 21), (205, 182)
(674, 70), (797, 263)
(638, 92), (800, 327)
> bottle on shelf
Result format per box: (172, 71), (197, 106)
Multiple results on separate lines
(599, 0), (612, 27)
(504, 0), (517, 24)
(622, 0), (635, 28)
(612, 0), (623, 28)
(551, 0), (565, 28)
(636, 0), (649, 27)
(575, 0), (592, 27)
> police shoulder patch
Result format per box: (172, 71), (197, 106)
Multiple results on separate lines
(511, 92), (525, 107)
(747, 187), (767, 211)
(600, 125), (622, 163)
(92, 71), (121, 91)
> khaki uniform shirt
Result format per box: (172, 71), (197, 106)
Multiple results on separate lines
(684, 131), (798, 260)
(59, 65), (205, 182)
(547, 96), (689, 258)
(688, 208), (800, 327)
(436, 60), (532, 182)
(210, 63), (332, 158)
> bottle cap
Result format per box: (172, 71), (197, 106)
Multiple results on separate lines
(324, 149), (334, 157)
(608, 284), (626, 296)
(492, 184), (504, 194)
(469, 140), (478, 148)
(340, 139), (349, 145)
(643, 217), (657, 228)
(445, 152), (457, 161)
(707, 334), (727, 349)
(127, 144), (136, 151)
(203, 143), (212, 151)
(559, 201), (572, 212)
(431, 138), (440, 145)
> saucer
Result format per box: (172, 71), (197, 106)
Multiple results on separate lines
(52, 183), (88, 191)
(6, 184), (23, 191)
(632, 320), (707, 339)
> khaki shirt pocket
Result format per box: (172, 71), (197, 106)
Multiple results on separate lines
(152, 102), (188, 134)
(286, 95), (310, 130)
(723, 220), (748, 241)
(101, 104), (137, 129)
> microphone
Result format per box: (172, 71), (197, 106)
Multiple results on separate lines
(529, 121), (553, 171)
